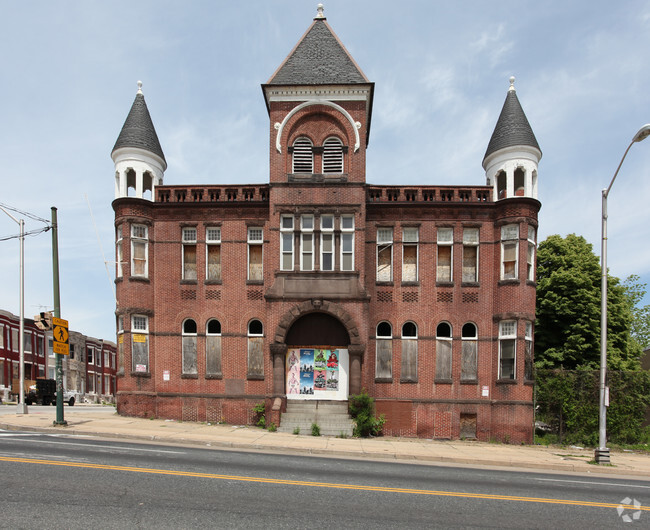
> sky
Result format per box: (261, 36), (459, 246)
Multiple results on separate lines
(1, 1), (649, 341)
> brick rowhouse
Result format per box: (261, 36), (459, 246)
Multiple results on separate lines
(111, 6), (541, 443)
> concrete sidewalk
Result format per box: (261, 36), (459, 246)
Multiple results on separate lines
(2, 406), (649, 478)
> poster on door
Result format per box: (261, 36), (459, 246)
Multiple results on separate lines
(286, 347), (348, 400)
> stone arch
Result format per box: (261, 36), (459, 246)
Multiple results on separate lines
(273, 299), (360, 346)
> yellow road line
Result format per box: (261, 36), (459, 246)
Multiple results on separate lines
(1, 455), (647, 511)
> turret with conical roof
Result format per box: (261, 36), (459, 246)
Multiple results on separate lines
(112, 81), (166, 200)
(483, 77), (541, 201)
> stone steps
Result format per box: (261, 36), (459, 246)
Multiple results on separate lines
(278, 400), (355, 436)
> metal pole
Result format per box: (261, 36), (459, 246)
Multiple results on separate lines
(52, 207), (67, 425)
(17, 219), (28, 414)
(596, 189), (609, 463)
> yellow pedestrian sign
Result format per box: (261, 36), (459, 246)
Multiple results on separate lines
(52, 317), (69, 355)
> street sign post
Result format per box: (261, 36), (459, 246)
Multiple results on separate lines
(52, 317), (69, 356)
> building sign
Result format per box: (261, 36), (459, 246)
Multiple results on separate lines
(163, 370), (170, 381)
(133, 334), (147, 343)
(286, 347), (348, 401)
(52, 317), (69, 355)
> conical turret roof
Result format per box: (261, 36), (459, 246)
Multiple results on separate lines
(483, 78), (541, 163)
(267, 10), (369, 86)
(112, 83), (166, 164)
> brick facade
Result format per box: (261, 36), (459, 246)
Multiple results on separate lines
(113, 11), (540, 443)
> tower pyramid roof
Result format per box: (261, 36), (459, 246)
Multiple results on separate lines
(266, 7), (369, 86)
(483, 78), (541, 163)
(112, 82), (166, 164)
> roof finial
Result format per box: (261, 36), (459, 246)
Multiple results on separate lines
(315, 3), (325, 20)
(509, 76), (516, 92)
(137, 80), (143, 95)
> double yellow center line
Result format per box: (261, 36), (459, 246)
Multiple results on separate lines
(1, 456), (647, 511)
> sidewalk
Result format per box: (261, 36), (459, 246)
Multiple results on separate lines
(2, 406), (649, 478)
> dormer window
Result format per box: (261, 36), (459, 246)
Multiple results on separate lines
(292, 137), (313, 173)
(323, 137), (343, 173)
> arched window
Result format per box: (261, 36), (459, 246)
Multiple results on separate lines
(247, 319), (264, 378)
(435, 322), (452, 380)
(292, 137), (313, 173)
(182, 319), (198, 375)
(514, 167), (525, 196)
(323, 137), (343, 173)
(401, 322), (418, 382)
(375, 321), (392, 380)
(496, 170), (507, 199)
(461, 323), (477, 381)
(206, 319), (222, 376)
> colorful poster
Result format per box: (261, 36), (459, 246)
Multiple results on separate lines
(326, 370), (338, 390)
(299, 349), (315, 394)
(286, 348), (348, 399)
(314, 370), (327, 390)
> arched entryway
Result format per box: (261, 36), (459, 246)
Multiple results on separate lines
(270, 300), (365, 399)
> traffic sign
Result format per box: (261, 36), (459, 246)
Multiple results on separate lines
(52, 317), (69, 355)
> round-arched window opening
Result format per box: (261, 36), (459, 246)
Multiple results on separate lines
(183, 319), (197, 334)
(376, 321), (392, 338)
(462, 322), (477, 339)
(248, 319), (263, 336)
(402, 322), (417, 338)
(436, 322), (452, 338)
(207, 319), (221, 335)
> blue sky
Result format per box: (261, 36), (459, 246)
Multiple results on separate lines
(1, 1), (649, 341)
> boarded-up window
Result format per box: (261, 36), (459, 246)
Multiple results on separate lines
(375, 322), (392, 380)
(207, 245), (221, 280)
(435, 322), (452, 380)
(461, 323), (477, 381)
(247, 319), (264, 378)
(131, 336), (148, 372)
(323, 137), (343, 173)
(248, 228), (263, 281)
(206, 319), (222, 375)
(524, 321), (533, 380)
(403, 246), (417, 282)
(183, 245), (197, 280)
(501, 225), (519, 280)
(182, 319), (198, 374)
(460, 413), (477, 439)
(401, 322), (418, 382)
(247, 337), (264, 378)
(292, 137), (313, 173)
(131, 224), (148, 277)
(377, 228), (393, 282)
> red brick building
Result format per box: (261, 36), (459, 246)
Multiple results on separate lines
(112, 7), (541, 442)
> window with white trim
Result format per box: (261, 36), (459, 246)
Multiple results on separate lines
(501, 224), (519, 280)
(182, 319), (198, 375)
(323, 137), (343, 173)
(437, 227), (453, 282)
(182, 227), (197, 280)
(117, 315), (124, 373)
(131, 224), (148, 277)
(524, 321), (533, 380)
(527, 225), (536, 282)
(11, 328), (18, 352)
(340, 215), (354, 271)
(375, 321), (392, 380)
(499, 320), (516, 379)
(206, 319), (222, 376)
(23, 330), (31, 353)
(300, 215), (314, 271)
(116, 224), (123, 278)
(247, 319), (264, 378)
(377, 227), (393, 282)
(206, 227), (221, 281)
(461, 323), (477, 381)
(280, 216), (294, 271)
(402, 227), (419, 282)
(0, 324), (4, 349)
(435, 322), (452, 380)
(462, 228), (479, 283)
(320, 215), (334, 271)
(87, 346), (94, 365)
(292, 137), (313, 173)
(401, 321), (418, 382)
(248, 227), (263, 281)
(131, 315), (149, 373)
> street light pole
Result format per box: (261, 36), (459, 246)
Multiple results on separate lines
(0, 205), (28, 414)
(596, 123), (650, 464)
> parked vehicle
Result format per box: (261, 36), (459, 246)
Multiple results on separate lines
(25, 378), (56, 406)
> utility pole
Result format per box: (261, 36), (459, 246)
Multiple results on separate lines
(52, 207), (67, 426)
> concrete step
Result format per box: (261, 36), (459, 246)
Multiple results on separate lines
(280, 400), (354, 436)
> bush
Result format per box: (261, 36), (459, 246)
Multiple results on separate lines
(252, 402), (266, 428)
(349, 389), (386, 437)
(267, 422), (277, 432)
(311, 423), (320, 436)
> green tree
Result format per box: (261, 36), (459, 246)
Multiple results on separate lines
(535, 234), (639, 370)
(622, 274), (650, 351)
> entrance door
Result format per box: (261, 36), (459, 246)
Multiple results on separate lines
(286, 347), (349, 401)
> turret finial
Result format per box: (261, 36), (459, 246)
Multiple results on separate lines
(508, 76), (516, 92)
(315, 4), (325, 19)
(137, 80), (143, 94)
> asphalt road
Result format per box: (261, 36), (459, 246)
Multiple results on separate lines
(0, 431), (647, 528)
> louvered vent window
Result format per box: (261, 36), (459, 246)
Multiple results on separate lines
(292, 137), (313, 173)
(323, 137), (343, 173)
